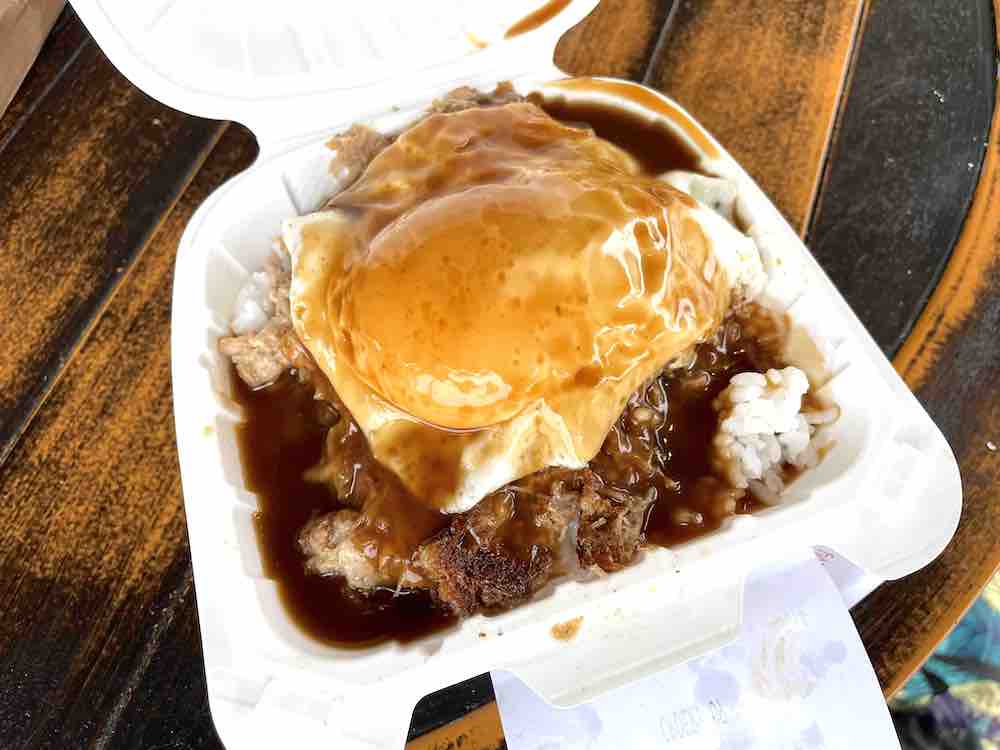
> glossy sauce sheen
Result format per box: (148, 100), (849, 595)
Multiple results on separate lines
(601, 312), (775, 548)
(531, 94), (703, 176)
(540, 78), (721, 162)
(504, 0), (573, 39)
(241, 97), (774, 645)
(288, 101), (734, 514)
(236, 314), (775, 644)
(235, 373), (454, 645)
(325, 103), (714, 431)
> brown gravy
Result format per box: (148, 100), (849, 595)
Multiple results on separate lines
(235, 97), (783, 646)
(504, 0), (573, 39)
(234, 374), (455, 646)
(600, 312), (777, 549)
(235, 309), (781, 645)
(530, 93), (703, 175)
(539, 78), (721, 162)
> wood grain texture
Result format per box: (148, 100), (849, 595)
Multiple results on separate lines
(0, 9), (225, 468)
(409, 674), (497, 742)
(555, 0), (674, 79)
(0, 9), (82, 140)
(0, 123), (257, 750)
(407, 702), (505, 750)
(848, 1), (1000, 697)
(808, 0), (994, 355)
(2, 1), (998, 747)
(646, 0), (865, 233)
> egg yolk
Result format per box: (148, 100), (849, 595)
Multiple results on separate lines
(287, 102), (731, 510)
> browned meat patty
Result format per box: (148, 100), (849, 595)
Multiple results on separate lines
(577, 478), (655, 571)
(416, 470), (581, 615)
(298, 461), (655, 615)
(297, 509), (386, 590)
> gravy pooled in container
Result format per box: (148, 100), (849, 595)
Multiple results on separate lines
(221, 83), (836, 645)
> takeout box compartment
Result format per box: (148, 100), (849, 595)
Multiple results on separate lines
(71, 1), (961, 747)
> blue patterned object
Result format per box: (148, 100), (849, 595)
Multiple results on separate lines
(891, 577), (1000, 748)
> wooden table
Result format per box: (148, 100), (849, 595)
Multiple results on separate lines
(1, 2), (997, 747)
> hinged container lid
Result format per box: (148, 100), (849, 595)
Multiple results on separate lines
(71, 0), (600, 145)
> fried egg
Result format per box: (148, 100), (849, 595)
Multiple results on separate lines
(285, 102), (755, 512)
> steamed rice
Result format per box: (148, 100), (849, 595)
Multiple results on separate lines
(231, 270), (274, 335)
(711, 367), (837, 505)
(231, 243), (291, 335)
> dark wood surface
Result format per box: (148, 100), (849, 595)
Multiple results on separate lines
(813, 0), (999, 697)
(0, 13), (224, 468)
(649, 0), (866, 231)
(0, 120), (255, 748)
(0, 2), (996, 747)
(810, 0), (995, 354)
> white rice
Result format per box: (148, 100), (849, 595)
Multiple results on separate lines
(231, 270), (274, 335)
(230, 243), (290, 335)
(711, 367), (836, 505)
(667, 168), (841, 506)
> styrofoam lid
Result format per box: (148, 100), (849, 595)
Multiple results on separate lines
(72, 0), (600, 144)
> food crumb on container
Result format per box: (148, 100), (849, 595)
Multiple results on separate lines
(551, 616), (584, 641)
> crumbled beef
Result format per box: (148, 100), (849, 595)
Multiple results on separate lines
(416, 471), (580, 615)
(326, 124), (391, 190)
(577, 478), (654, 571)
(218, 251), (298, 388)
(573, 392), (661, 570)
(220, 249), (327, 392)
(298, 510), (393, 589)
(428, 81), (523, 114)
(218, 325), (292, 389)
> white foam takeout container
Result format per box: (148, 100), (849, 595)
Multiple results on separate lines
(72, 1), (962, 747)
